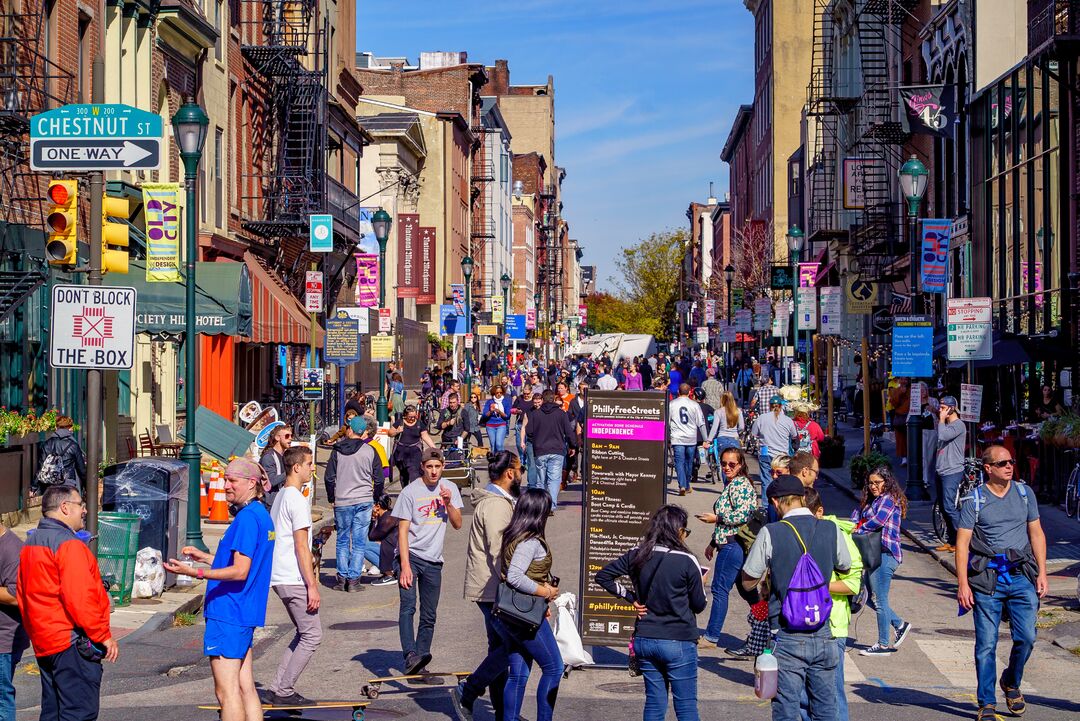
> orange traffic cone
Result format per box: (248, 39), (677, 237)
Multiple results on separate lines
(199, 470), (211, 518)
(207, 472), (231, 524)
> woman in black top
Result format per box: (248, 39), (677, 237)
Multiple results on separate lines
(387, 406), (435, 484)
(596, 505), (707, 721)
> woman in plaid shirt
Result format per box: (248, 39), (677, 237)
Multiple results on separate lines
(852, 466), (913, 655)
(695, 448), (756, 645)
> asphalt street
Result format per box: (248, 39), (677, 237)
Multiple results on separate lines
(14, 459), (1080, 721)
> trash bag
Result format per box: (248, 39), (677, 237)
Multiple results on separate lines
(552, 592), (593, 668)
(132, 547), (165, 598)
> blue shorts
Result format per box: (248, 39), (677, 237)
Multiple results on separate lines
(203, 618), (255, 659)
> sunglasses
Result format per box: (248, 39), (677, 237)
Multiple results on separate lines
(987, 459), (1016, 468)
(720, 461), (740, 469)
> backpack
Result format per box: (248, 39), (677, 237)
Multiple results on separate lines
(36, 453), (66, 488)
(966, 481), (1028, 525)
(779, 520), (833, 632)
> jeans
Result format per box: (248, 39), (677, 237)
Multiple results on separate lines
(704, 541), (745, 640)
(773, 628), (838, 721)
(487, 424), (508, 452)
(798, 637), (848, 721)
(634, 636), (699, 721)
(334, 502), (373, 581)
(758, 450), (772, 506)
(460, 602), (507, 721)
(0, 647), (23, 721)
(867, 552), (903, 647)
(396, 554), (443, 660)
(536, 454), (565, 509)
(38, 644), (103, 721)
(525, 442), (540, 489)
(972, 575), (1038, 708)
(939, 471), (964, 542)
(672, 445), (695, 491)
(270, 584), (323, 697)
(495, 616), (562, 721)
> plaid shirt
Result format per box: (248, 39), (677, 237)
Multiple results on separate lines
(851, 494), (903, 562)
(753, 384), (777, 412)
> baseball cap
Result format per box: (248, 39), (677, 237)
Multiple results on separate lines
(770, 395), (784, 407)
(940, 395), (958, 408)
(766, 474), (806, 500)
(421, 446), (444, 464)
(348, 416), (368, 434)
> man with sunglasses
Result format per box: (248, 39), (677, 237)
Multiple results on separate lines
(260, 425), (294, 506)
(956, 445), (1047, 721)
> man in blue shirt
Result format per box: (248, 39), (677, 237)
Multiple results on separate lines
(166, 457), (275, 720)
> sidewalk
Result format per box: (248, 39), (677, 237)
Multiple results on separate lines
(821, 421), (1080, 604)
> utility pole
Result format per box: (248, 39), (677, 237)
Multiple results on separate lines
(85, 55), (105, 544)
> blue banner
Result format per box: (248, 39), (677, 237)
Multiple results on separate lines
(920, 219), (951, 293)
(505, 314), (527, 340)
(440, 304), (464, 336)
(891, 315), (934, 378)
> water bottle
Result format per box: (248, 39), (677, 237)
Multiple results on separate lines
(754, 648), (778, 699)
(698, 446), (707, 465)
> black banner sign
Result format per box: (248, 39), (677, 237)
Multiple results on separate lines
(899, 85), (956, 138)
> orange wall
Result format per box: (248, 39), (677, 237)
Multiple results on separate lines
(200, 335), (235, 421)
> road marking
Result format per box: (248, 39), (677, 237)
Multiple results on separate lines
(842, 650), (866, 685)
(916, 639), (1036, 692)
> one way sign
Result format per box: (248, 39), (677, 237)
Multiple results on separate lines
(31, 138), (158, 170)
(30, 104), (162, 171)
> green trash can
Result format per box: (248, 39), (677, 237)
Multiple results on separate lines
(96, 512), (141, 606)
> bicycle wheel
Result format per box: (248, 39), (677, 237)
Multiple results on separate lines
(1065, 467), (1080, 518)
(931, 502), (948, 545)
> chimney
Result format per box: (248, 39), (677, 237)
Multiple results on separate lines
(725, 191), (731, 203)
(707, 181), (717, 206)
(390, 61), (405, 74)
(491, 59), (510, 95)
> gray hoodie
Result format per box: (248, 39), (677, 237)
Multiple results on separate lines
(325, 437), (383, 506)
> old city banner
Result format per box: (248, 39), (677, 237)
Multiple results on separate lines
(141, 183), (182, 282)
(899, 85), (955, 138)
(397, 213), (420, 298)
(418, 226), (436, 305)
(920, 218), (951, 293)
(355, 253), (379, 307)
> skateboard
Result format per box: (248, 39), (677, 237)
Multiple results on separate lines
(198, 700), (369, 720)
(360, 671), (470, 699)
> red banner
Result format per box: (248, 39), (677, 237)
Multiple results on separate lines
(397, 213), (420, 298)
(418, 226), (436, 304)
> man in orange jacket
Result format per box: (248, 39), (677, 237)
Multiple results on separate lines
(18, 485), (117, 721)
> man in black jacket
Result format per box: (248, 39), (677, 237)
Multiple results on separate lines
(526, 390), (577, 513)
(38, 417), (86, 492)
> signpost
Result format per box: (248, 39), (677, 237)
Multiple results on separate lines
(30, 104), (162, 171)
(891, 315), (934, 378)
(370, 335), (394, 363)
(871, 306), (893, 334)
(49, 284), (136, 369)
(770, 265), (794, 290)
(304, 271), (323, 313)
(819, 286), (843, 335)
(946, 297), (992, 361)
(797, 287), (818, 331)
(960, 383), (984, 423)
(505, 314), (527, 341)
(302, 368), (325, 400)
(324, 310), (361, 364)
(580, 391), (667, 647)
(378, 308), (392, 333)
(695, 326), (708, 344)
(845, 278), (875, 315)
(309, 214), (333, 253)
(734, 309), (752, 333)
(753, 298), (772, 331)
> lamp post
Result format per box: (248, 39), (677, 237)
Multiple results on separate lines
(899, 154), (929, 500)
(371, 208), (392, 423)
(724, 264), (735, 369)
(172, 96), (210, 552)
(787, 225), (805, 386)
(533, 290), (541, 365)
(462, 256), (474, 400)
(501, 272), (512, 359)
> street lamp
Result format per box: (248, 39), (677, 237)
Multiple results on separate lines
(172, 96), (210, 552)
(462, 256), (474, 400)
(501, 272), (512, 359)
(371, 208), (392, 422)
(723, 264), (735, 368)
(787, 225), (805, 387)
(899, 155), (929, 500)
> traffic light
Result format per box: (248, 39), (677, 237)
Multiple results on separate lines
(102, 195), (130, 274)
(45, 180), (78, 266)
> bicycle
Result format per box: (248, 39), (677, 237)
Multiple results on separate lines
(860, 422), (885, 456)
(932, 457), (986, 545)
(417, 393), (442, 437)
(1064, 451), (1079, 518)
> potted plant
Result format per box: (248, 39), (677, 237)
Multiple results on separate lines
(849, 450), (891, 489)
(818, 434), (846, 468)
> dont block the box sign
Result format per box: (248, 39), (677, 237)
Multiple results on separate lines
(50, 284), (137, 369)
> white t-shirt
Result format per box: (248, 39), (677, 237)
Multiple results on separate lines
(270, 486), (311, 586)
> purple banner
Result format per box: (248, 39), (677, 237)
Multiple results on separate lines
(355, 253), (379, 308)
(920, 219), (951, 294)
(587, 419), (666, 442)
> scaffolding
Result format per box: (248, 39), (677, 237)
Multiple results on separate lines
(239, 0), (328, 242)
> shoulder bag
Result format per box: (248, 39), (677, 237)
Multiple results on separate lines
(493, 540), (551, 633)
(852, 522), (882, 573)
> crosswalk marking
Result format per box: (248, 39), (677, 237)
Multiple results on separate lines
(915, 639), (1036, 693)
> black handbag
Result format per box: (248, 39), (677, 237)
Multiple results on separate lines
(493, 579), (547, 633)
(852, 529), (883, 572)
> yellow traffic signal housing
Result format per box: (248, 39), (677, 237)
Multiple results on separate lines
(45, 180), (78, 266)
(102, 195), (130, 274)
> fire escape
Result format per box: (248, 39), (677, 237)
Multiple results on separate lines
(806, 0), (857, 250)
(0, 8), (72, 323)
(848, 0), (918, 280)
(240, 0), (327, 291)
(470, 135), (495, 306)
(537, 183), (559, 331)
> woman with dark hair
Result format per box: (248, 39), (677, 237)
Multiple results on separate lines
(483, 385), (512, 452)
(695, 447), (755, 645)
(387, 406), (435, 485)
(496, 489), (562, 721)
(596, 505), (706, 721)
(852, 465), (912, 656)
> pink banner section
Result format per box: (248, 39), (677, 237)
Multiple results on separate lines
(355, 254), (379, 307)
(587, 419), (666, 442)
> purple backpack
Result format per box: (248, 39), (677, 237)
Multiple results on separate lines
(779, 521), (832, 632)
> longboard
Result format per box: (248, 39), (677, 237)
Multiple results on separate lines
(361, 671), (470, 699)
(198, 700), (369, 720)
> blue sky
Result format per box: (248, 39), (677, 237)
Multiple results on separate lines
(356, 0), (755, 291)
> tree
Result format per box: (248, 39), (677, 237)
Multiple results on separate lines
(585, 292), (636, 335)
(731, 219), (774, 298)
(608, 229), (684, 341)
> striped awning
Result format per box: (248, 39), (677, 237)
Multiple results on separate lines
(243, 252), (325, 346)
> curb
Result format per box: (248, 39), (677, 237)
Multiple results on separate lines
(122, 591), (205, 644)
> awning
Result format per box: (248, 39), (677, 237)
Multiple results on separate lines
(104, 260), (252, 336)
(243, 252), (325, 346)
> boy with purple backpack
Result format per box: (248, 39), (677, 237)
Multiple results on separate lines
(740, 475), (851, 721)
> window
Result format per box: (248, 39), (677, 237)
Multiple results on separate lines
(200, 168), (206, 224)
(214, 128), (223, 228)
(77, 15), (90, 102)
(214, 0), (223, 61)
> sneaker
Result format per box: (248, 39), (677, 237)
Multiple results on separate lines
(935, 543), (957, 553)
(701, 634), (719, 645)
(450, 682), (474, 721)
(1000, 675), (1025, 716)
(271, 691), (313, 707)
(404, 651), (432, 676)
(678, 489), (687, 496)
(371, 574), (398, 587)
(859, 643), (895, 656)
(257, 688), (276, 705)
(725, 646), (756, 658)
(893, 621), (912, 648)
(976, 705), (998, 721)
